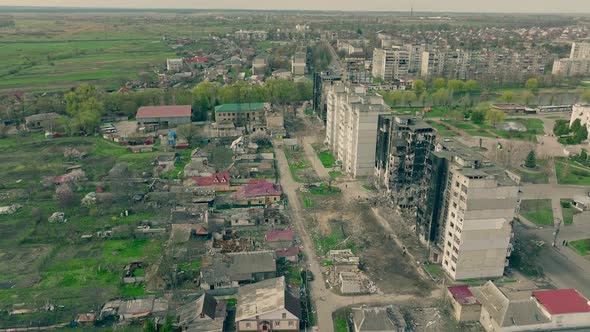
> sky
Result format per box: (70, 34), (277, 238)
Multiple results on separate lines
(1, 0), (590, 13)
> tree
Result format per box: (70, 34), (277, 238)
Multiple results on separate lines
(433, 78), (447, 90)
(525, 150), (537, 168)
(521, 91), (536, 106)
(485, 109), (506, 126)
(412, 79), (426, 96)
(465, 80), (480, 93)
(55, 183), (75, 208)
(525, 78), (539, 92)
(431, 88), (452, 107)
(143, 319), (156, 332)
(447, 80), (465, 94)
(553, 119), (570, 136)
(498, 91), (515, 103)
(471, 109), (486, 125)
(160, 316), (175, 332)
(574, 124), (588, 143)
(402, 92), (417, 107)
(64, 83), (103, 134)
(176, 124), (200, 144)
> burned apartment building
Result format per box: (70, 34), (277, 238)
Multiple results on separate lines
(313, 71), (342, 125)
(416, 139), (521, 280)
(374, 115), (436, 209)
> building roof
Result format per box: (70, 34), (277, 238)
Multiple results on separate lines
(351, 306), (404, 332)
(190, 173), (231, 187)
(136, 105), (192, 119)
(235, 276), (301, 321)
(533, 289), (590, 315)
(201, 250), (276, 284)
(215, 103), (267, 114)
(448, 285), (480, 306)
(235, 179), (282, 198)
(25, 112), (60, 122)
(275, 246), (300, 258)
(472, 281), (550, 328)
(265, 229), (294, 242)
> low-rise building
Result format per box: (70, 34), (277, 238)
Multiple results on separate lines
(234, 179), (282, 205)
(351, 306), (406, 332)
(167, 58), (184, 72)
(264, 229), (294, 249)
(136, 105), (192, 128)
(24, 112), (60, 132)
(292, 52), (306, 76)
(215, 103), (268, 127)
(188, 173), (232, 192)
(252, 57), (267, 76)
(235, 276), (301, 331)
(447, 285), (482, 322)
(176, 293), (227, 332)
(200, 250), (276, 290)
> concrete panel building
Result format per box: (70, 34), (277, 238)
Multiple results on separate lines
(553, 42), (590, 77)
(570, 42), (590, 59)
(372, 47), (410, 82)
(167, 58), (184, 72)
(374, 115), (436, 210)
(324, 82), (390, 178)
(417, 139), (520, 280)
(292, 50), (307, 76)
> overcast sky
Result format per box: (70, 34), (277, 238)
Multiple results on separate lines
(1, 0), (590, 13)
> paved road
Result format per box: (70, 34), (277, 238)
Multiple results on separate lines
(275, 144), (442, 331)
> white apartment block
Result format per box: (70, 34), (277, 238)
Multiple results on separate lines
(570, 104), (590, 134)
(325, 82), (390, 178)
(570, 42), (590, 59)
(372, 47), (410, 81)
(552, 58), (590, 76)
(439, 144), (520, 280)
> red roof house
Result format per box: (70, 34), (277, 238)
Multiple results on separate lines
(447, 285), (481, 322)
(265, 229), (294, 242)
(190, 173), (231, 191)
(448, 285), (480, 306)
(533, 289), (590, 315)
(234, 179), (282, 205)
(275, 247), (300, 262)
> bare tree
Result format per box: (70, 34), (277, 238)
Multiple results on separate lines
(176, 124), (200, 145)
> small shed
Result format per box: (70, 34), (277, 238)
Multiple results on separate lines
(572, 196), (590, 211)
(447, 285), (482, 322)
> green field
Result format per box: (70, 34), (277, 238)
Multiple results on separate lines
(555, 158), (590, 185)
(569, 239), (590, 256)
(0, 134), (166, 327)
(561, 199), (578, 225)
(519, 199), (554, 226)
(284, 148), (312, 182)
(318, 151), (337, 168)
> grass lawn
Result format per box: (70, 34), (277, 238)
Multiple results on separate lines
(312, 221), (354, 256)
(519, 199), (554, 225)
(300, 192), (313, 209)
(424, 107), (450, 118)
(423, 264), (444, 281)
(466, 129), (496, 138)
(329, 171), (343, 179)
(555, 158), (590, 185)
(444, 120), (477, 130)
(569, 239), (590, 256)
(283, 148), (311, 182)
(561, 199), (578, 225)
(318, 151), (337, 168)
(437, 130), (460, 137)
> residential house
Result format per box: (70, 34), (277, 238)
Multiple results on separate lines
(531, 289), (590, 330)
(272, 69), (293, 79)
(189, 173), (232, 192)
(214, 103), (268, 127)
(447, 285), (482, 322)
(100, 296), (169, 321)
(136, 105), (192, 128)
(275, 247), (300, 263)
(24, 112), (60, 132)
(167, 58), (184, 72)
(176, 293), (227, 332)
(252, 57), (267, 76)
(235, 276), (301, 331)
(156, 152), (179, 167)
(264, 229), (294, 249)
(351, 306), (406, 332)
(234, 179), (282, 205)
(200, 250), (276, 290)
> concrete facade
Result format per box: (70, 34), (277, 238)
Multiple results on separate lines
(553, 42), (590, 77)
(324, 82), (390, 178)
(371, 47), (410, 82)
(569, 104), (590, 129)
(292, 51), (306, 76)
(435, 140), (520, 280)
(570, 42), (590, 59)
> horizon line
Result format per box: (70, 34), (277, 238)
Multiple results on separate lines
(0, 5), (589, 15)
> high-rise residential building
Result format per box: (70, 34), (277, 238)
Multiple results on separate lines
(553, 42), (590, 77)
(419, 139), (521, 280)
(570, 42), (590, 59)
(374, 115), (436, 209)
(372, 47), (410, 81)
(291, 50), (307, 76)
(569, 104), (590, 138)
(325, 82), (390, 178)
(313, 71), (342, 125)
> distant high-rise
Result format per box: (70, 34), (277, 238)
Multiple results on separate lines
(372, 47), (410, 81)
(553, 42), (590, 77)
(570, 42), (590, 59)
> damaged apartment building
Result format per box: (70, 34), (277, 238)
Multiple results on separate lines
(324, 82), (390, 177)
(416, 139), (521, 280)
(374, 115), (436, 209)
